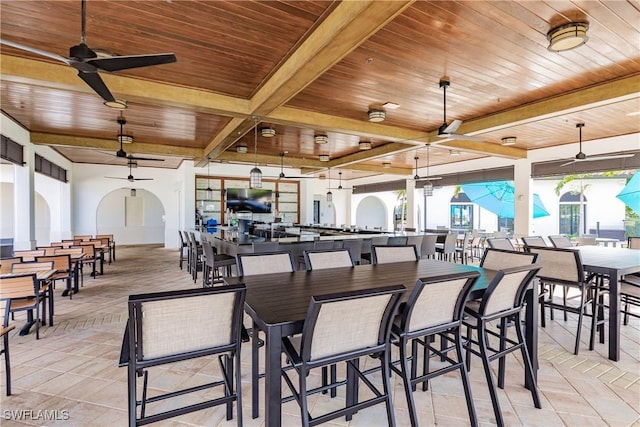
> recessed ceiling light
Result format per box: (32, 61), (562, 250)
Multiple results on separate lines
(319, 154), (330, 162)
(501, 136), (517, 146)
(382, 102), (400, 110)
(449, 149), (461, 156)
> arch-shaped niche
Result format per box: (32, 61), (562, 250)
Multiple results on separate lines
(97, 188), (166, 245)
(355, 196), (386, 229)
(35, 192), (51, 245)
(0, 183), (51, 245)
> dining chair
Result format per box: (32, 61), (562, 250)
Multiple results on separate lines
(576, 236), (596, 246)
(36, 246), (61, 256)
(480, 248), (538, 270)
(76, 243), (98, 279)
(341, 239), (363, 265)
(548, 235), (573, 248)
(420, 235), (438, 259)
(435, 233), (457, 262)
(406, 235), (423, 255)
(0, 273), (45, 339)
(303, 248), (354, 270)
(525, 246), (600, 355)
(470, 235), (485, 261)
(120, 285), (246, 427)
(202, 240), (236, 287)
(11, 260), (56, 325)
(486, 237), (515, 251)
(627, 236), (640, 249)
(177, 230), (188, 270)
(236, 251), (294, 276)
(372, 244), (419, 264)
(280, 285), (405, 426)
(455, 232), (473, 264)
(187, 232), (203, 281)
(0, 257), (23, 274)
(387, 236), (408, 245)
(0, 299), (15, 395)
(36, 254), (73, 299)
(312, 240), (335, 250)
(390, 271), (480, 427)
(521, 236), (547, 248)
(13, 250), (45, 262)
(463, 264), (542, 427)
(95, 233), (116, 262)
(73, 235), (92, 242)
(620, 274), (640, 325)
(53, 247), (84, 288)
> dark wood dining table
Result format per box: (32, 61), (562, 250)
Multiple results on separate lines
(576, 246), (640, 361)
(225, 258), (539, 427)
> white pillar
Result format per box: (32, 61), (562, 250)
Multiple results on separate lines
(14, 146), (36, 250)
(405, 179), (416, 230)
(513, 159), (533, 237)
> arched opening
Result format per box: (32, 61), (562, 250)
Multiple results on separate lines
(97, 188), (165, 244)
(356, 196), (386, 230)
(450, 193), (474, 231)
(35, 191), (51, 245)
(559, 191), (587, 235)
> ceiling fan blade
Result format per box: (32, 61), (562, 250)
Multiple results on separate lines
(127, 155), (165, 162)
(133, 178), (154, 181)
(77, 71), (115, 102)
(447, 133), (483, 142)
(576, 153), (635, 162)
(88, 53), (176, 72)
(415, 176), (442, 181)
(560, 160), (576, 167)
(0, 38), (72, 65)
(105, 176), (129, 180)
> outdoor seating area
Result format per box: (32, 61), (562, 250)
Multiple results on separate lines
(1, 244), (638, 426)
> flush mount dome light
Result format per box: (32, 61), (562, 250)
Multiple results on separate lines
(501, 136), (517, 146)
(260, 127), (276, 138)
(236, 144), (248, 154)
(359, 141), (372, 150)
(314, 134), (328, 144)
(368, 109), (386, 122)
(547, 22), (589, 52)
(118, 134), (134, 144)
(104, 99), (127, 110)
(319, 154), (330, 162)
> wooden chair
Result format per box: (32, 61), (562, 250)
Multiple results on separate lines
(390, 271), (480, 427)
(627, 236), (640, 249)
(36, 254), (73, 299)
(0, 257), (23, 275)
(372, 244), (419, 264)
(0, 299), (15, 395)
(73, 235), (92, 242)
(53, 247), (84, 290)
(95, 233), (116, 262)
(11, 261), (55, 326)
(120, 285), (246, 427)
(303, 248), (354, 270)
(76, 243), (98, 279)
(463, 264), (542, 427)
(36, 246), (62, 256)
(13, 250), (45, 262)
(280, 285), (405, 426)
(0, 273), (46, 339)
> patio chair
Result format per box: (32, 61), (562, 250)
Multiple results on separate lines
(435, 233), (457, 262)
(303, 248), (354, 270)
(341, 239), (363, 265)
(251, 241), (280, 253)
(390, 271), (480, 426)
(522, 236), (547, 248)
(120, 285), (246, 427)
(627, 236), (640, 249)
(420, 235), (438, 259)
(620, 274), (640, 325)
(236, 251), (294, 276)
(577, 236), (597, 246)
(13, 250), (45, 262)
(486, 237), (515, 251)
(387, 236), (408, 245)
(406, 235), (423, 255)
(464, 264), (542, 427)
(280, 285), (404, 426)
(95, 233), (116, 262)
(455, 232), (473, 264)
(372, 244), (419, 264)
(0, 273), (46, 339)
(0, 257), (23, 275)
(202, 240), (235, 288)
(177, 230), (188, 270)
(480, 248), (538, 271)
(0, 299), (15, 395)
(548, 235), (573, 248)
(36, 254), (73, 299)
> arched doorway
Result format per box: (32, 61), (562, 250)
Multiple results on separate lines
(35, 192), (51, 245)
(355, 196), (386, 229)
(97, 188), (166, 244)
(559, 192), (587, 235)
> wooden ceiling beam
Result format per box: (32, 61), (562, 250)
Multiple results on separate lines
(30, 133), (201, 158)
(217, 151), (326, 169)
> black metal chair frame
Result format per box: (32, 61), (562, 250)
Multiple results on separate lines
(1, 300), (15, 395)
(121, 285), (246, 427)
(280, 285), (404, 427)
(463, 264), (542, 427)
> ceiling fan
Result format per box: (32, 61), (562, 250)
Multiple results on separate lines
(105, 161), (153, 182)
(437, 79), (482, 141)
(114, 114), (164, 162)
(272, 151), (314, 179)
(0, 0), (176, 104)
(328, 171), (353, 190)
(561, 123), (635, 166)
(413, 145), (442, 182)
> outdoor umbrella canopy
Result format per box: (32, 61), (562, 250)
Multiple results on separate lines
(616, 172), (640, 214)
(460, 181), (550, 219)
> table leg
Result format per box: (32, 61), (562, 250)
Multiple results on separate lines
(608, 271), (620, 361)
(264, 324), (283, 427)
(251, 321), (260, 419)
(19, 310), (35, 336)
(524, 284), (538, 390)
(100, 251), (105, 275)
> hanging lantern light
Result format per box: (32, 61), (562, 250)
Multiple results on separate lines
(205, 156), (213, 199)
(249, 116), (262, 189)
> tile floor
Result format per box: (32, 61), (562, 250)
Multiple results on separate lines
(1, 245), (638, 426)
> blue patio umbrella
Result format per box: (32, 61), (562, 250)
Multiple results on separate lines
(616, 172), (640, 214)
(460, 181), (550, 219)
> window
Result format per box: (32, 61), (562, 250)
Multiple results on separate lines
(450, 193), (473, 230)
(559, 192), (587, 235)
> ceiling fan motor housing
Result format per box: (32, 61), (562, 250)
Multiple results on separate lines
(70, 43), (96, 60)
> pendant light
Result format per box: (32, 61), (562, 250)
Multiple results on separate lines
(205, 156), (213, 199)
(424, 145), (433, 197)
(249, 116), (262, 189)
(326, 168), (333, 202)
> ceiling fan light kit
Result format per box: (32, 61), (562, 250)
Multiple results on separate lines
(314, 134), (328, 144)
(547, 22), (589, 52)
(104, 99), (127, 110)
(118, 134), (134, 144)
(368, 109), (386, 122)
(501, 136), (517, 146)
(359, 141), (372, 150)
(260, 127), (276, 138)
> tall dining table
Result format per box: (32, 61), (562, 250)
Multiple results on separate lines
(577, 246), (640, 361)
(225, 259), (539, 427)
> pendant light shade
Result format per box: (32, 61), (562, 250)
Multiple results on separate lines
(249, 116), (262, 189)
(326, 190), (333, 202)
(424, 144), (433, 197)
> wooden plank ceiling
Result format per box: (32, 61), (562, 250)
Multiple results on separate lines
(1, 0), (638, 181)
